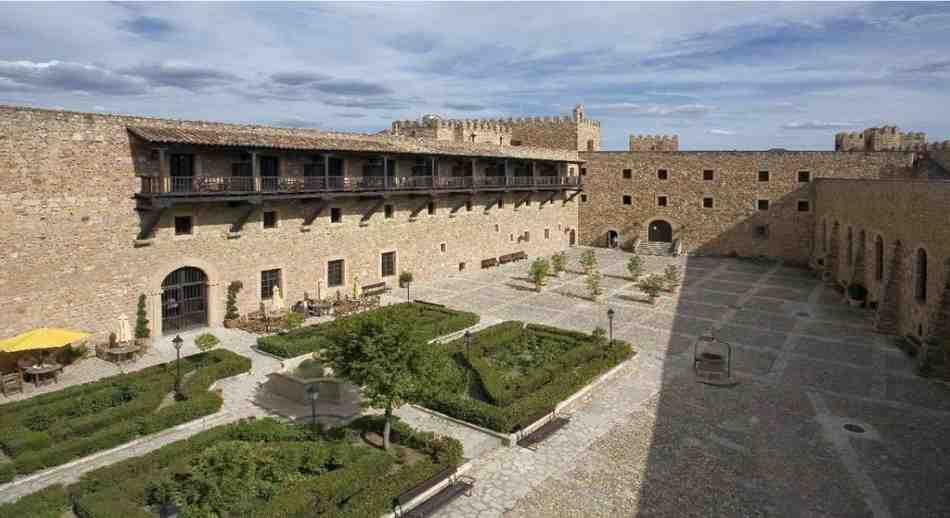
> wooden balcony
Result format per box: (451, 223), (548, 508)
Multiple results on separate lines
(138, 174), (582, 199)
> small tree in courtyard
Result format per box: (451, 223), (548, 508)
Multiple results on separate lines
(225, 281), (243, 321)
(324, 312), (433, 451)
(529, 258), (550, 291)
(663, 264), (681, 292)
(399, 271), (414, 301)
(586, 269), (604, 301)
(134, 294), (149, 339)
(579, 249), (598, 274)
(638, 274), (666, 305)
(626, 256), (643, 281)
(551, 252), (567, 276)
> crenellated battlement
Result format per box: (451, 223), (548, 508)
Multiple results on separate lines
(629, 134), (680, 152)
(835, 126), (928, 151)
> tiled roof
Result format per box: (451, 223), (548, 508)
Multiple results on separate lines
(127, 126), (580, 162)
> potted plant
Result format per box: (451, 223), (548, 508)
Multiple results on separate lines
(586, 269), (604, 302)
(663, 264), (682, 293)
(529, 258), (550, 292)
(551, 252), (566, 277)
(627, 256), (643, 281)
(134, 294), (150, 346)
(224, 281), (243, 328)
(579, 249), (597, 275)
(637, 274), (666, 305)
(399, 271), (414, 302)
(846, 283), (868, 307)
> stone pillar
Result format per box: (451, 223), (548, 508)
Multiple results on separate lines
(875, 240), (903, 334)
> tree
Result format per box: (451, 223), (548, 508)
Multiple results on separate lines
(626, 256), (643, 280)
(323, 312), (432, 450)
(551, 252), (567, 276)
(134, 294), (150, 339)
(225, 281), (243, 321)
(579, 249), (598, 274)
(399, 271), (414, 301)
(586, 269), (603, 301)
(663, 264), (681, 292)
(528, 258), (550, 291)
(638, 274), (666, 304)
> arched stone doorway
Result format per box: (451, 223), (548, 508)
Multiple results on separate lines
(648, 220), (673, 242)
(606, 230), (619, 249)
(161, 267), (209, 333)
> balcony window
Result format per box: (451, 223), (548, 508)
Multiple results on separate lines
(261, 269), (281, 300)
(231, 162), (252, 177)
(327, 260), (344, 288)
(170, 154), (194, 177)
(260, 156), (279, 177)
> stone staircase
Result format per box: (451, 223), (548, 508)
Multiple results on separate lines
(636, 241), (675, 256)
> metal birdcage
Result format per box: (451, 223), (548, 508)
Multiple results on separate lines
(693, 334), (736, 386)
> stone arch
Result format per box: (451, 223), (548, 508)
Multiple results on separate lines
(606, 228), (620, 249)
(645, 217), (675, 243)
(147, 257), (222, 337)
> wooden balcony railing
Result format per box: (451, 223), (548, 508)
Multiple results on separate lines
(139, 175), (581, 196)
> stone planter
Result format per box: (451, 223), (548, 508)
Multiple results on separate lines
(223, 319), (240, 329)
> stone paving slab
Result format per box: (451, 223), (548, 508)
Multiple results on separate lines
(714, 324), (789, 350)
(794, 336), (875, 367)
(729, 309), (799, 333)
(782, 357), (877, 397)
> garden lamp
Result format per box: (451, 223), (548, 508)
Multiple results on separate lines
(307, 384), (321, 433)
(172, 334), (184, 399)
(607, 308), (615, 344)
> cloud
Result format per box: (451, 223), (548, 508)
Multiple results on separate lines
(322, 96), (407, 110)
(271, 117), (320, 129)
(314, 80), (391, 96)
(0, 60), (147, 95)
(271, 72), (332, 86)
(781, 120), (857, 130)
(385, 31), (440, 54)
(120, 63), (238, 91)
(592, 102), (715, 118)
(335, 112), (367, 119)
(707, 129), (736, 135)
(118, 16), (174, 38)
(443, 102), (486, 111)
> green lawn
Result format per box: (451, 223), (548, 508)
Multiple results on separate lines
(257, 302), (479, 358)
(0, 417), (463, 518)
(417, 322), (633, 433)
(0, 349), (250, 481)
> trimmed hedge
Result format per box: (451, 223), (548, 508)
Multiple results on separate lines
(0, 462), (14, 484)
(257, 302), (479, 358)
(0, 349), (250, 479)
(419, 322), (632, 433)
(0, 484), (69, 518)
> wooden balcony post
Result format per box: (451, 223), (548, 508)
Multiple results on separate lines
(251, 151), (261, 192)
(383, 155), (389, 189)
(471, 158), (477, 187)
(504, 159), (511, 186)
(322, 153), (330, 189)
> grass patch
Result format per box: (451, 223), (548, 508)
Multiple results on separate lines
(257, 302), (479, 358)
(417, 322), (632, 433)
(0, 484), (69, 518)
(0, 349), (251, 479)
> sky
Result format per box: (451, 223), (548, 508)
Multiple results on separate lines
(1, 2), (949, 150)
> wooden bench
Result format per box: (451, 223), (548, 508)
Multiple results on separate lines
(517, 414), (570, 451)
(361, 282), (390, 297)
(498, 253), (517, 264)
(513, 251), (528, 261)
(481, 257), (499, 269)
(394, 465), (475, 518)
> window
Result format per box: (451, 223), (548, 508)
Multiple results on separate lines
(524, 231), (530, 242)
(798, 171), (811, 183)
(498, 198), (505, 209)
(622, 169), (632, 179)
(657, 195), (668, 207)
(231, 162), (252, 177)
(544, 228), (550, 239)
(330, 208), (342, 223)
(174, 216), (193, 236)
(622, 195), (632, 205)
(580, 194), (588, 202)
(797, 200), (810, 212)
(494, 224), (500, 232)
(509, 233), (514, 242)
(170, 154), (194, 177)
(466, 200), (473, 212)
(875, 236), (884, 281)
(755, 225), (769, 239)
(427, 202), (436, 215)
(440, 243), (446, 253)
(525, 198), (531, 207)
(915, 248), (927, 302)
(703, 169), (714, 181)
(384, 204), (394, 219)
(757, 199), (770, 211)
(758, 170), (770, 182)
(262, 211), (277, 229)
(703, 197), (714, 208)
(381, 252), (396, 277)
(580, 168), (587, 176)
(459, 262), (466, 271)
(261, 269), (281, 300)
(657, 169), (668, 180)
(327, 260), (345, 287)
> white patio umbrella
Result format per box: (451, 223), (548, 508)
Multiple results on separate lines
(115, 314), (132, 343)
(272, 286), (286, 312)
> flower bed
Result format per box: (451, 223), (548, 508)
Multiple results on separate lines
(257, 302), (479, 358)
(416, 322), (632, 434)
(53, 416), (463, 518)
(0, 349), (251, 481)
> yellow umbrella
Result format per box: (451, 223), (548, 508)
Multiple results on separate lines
(0, 328), (91, 353)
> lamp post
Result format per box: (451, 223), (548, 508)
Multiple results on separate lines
(406, 280), (411, 303)
(307, 384), (320, 436)
(607, 308), (615, 345)
(171, 334), (183, 400)
(463, 330), (472, 390)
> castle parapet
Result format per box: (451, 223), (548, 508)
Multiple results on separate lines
(629, 134), (679, 152)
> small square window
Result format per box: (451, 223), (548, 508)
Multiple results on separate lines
(755, 225), (769, 239)
(657, 195), (668, 207)
(262, 210), (277, 229)
(330, 208), (342, 223)
(797, 200), (810, 212)
(657, 169), (668, 180)
(174, 216), (193, 236)
(544, 228), (550, 239)
(758, 170), (770, 182)
(580, 168), (587, 176)
(458, 262), (466, 272)
(757, 199), (770, 211)
(703, 197), (714, 208)
(622, 195), (632, 205)
(798, 171), (811, 183)
(622, 169), (632, 179)
(440, 242), (446, 253)
(703, 170), (714, 181)
(427, 202), (436, 215)
(466, 200), (473, 212)
(580, 194), (588, 202)
(384, 204), (394, 219)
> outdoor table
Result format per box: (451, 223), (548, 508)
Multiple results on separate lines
(107, 344), (141, 364)
(23, 363), (63, 387)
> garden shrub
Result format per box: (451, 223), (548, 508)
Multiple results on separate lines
(0, 462), (14, 484)
(0, 484), (69, 518)
(194, 332), (220, 352)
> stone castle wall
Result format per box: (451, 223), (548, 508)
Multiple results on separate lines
(814, 179), (950, 339)
(835, 126), (928, 151)
(0, 106), (578, 339)
(629, 135), (679, 152)
(577, 151), (914, 264)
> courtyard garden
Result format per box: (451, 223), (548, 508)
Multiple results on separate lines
(417, 322), (633, 433)
(0, 416), (463, 518)
(0, 349), (250, 482)
(256, 301), (478, 358)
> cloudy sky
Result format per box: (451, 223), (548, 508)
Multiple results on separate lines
(1, 2), (949, 150)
